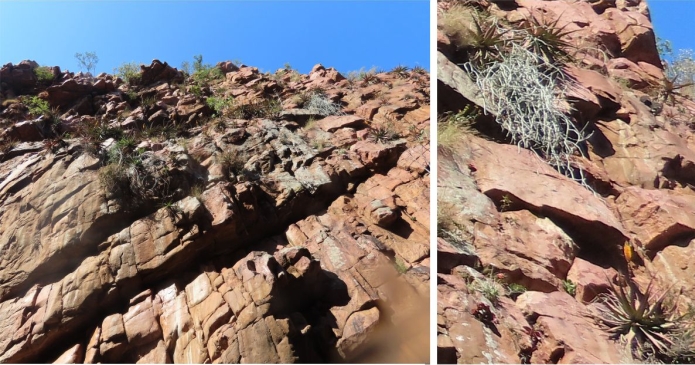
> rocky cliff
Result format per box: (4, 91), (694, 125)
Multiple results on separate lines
(0, 59), (430, 362)
(438, 0), (695, 363)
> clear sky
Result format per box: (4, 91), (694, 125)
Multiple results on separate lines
(0, 1), (429, 76)
(648, 1), (695, 60)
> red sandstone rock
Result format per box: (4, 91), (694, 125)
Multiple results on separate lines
(0, 51), (429, 363)
(317, 115), (366, 132)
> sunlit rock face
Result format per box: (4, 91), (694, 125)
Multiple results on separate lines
(438, 0), (695, 363)
(0, 59), (430, 363)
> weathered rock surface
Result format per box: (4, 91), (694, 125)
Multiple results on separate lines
(0, 59), (429, 362)
(438, 0), (695, 363)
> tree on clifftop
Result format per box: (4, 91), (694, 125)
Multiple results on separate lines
(75, 51), (99, 75)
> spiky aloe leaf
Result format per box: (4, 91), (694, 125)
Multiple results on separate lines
(519, 12), (578, 65)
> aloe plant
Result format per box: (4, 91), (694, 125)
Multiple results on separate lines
(655, 74), (694, 105)
(519, 13), (577, 66)
(593, 275), (694, 361)
(468, 16), (506, 65)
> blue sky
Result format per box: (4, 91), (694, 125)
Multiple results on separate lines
(0, 1), (429, 76)
(648, 1), (695, 61)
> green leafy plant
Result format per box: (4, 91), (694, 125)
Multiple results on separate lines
(75, 51), (99, 75)
(562, 279), (577, 296)
(206, 95), (235, 117)
(592, 275), (695, 361)
(158, 199), (182, 216)
(506, 283), (527, 300)
(190, 84), (203, 97)
(125, 90), (138, 102)
(34, 66), (54, 83)
(114, 62), (141, 85)
(499, 194), (513, 212)
(190, 54), (223, 87)
(443, 105), (480, 127)
(21, 95), (51, 117)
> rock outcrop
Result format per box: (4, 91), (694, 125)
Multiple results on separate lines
(438, 0), (695, 363)
(0, 59), (429, 362)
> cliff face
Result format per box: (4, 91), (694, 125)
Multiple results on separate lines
(438, 0), (695, 363)
(0, 60), (430, 362)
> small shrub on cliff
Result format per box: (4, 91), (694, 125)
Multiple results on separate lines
(21, 96), (51, 117)
(206, 95), (235, 117)
(190, 54), (223, 86)
(99, 149), (178, 206)
(562, 279), (576, 296)
(0, 139), (17, 154)
(217, 150), (247, 179)
(34, 66), (54, 83)
(347, 67), (379, 85)
(470, 274), (502, 304)
(76, 119), (124, 155)
(464, 43), (593, 189)
(229, 98), (282, 120)
(506, 283), (526, 300)
(114, 62), (141, 85)
(305, 93), (344, 116)
(437, 105), (481, 148)
(98, 163), (131, 197)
